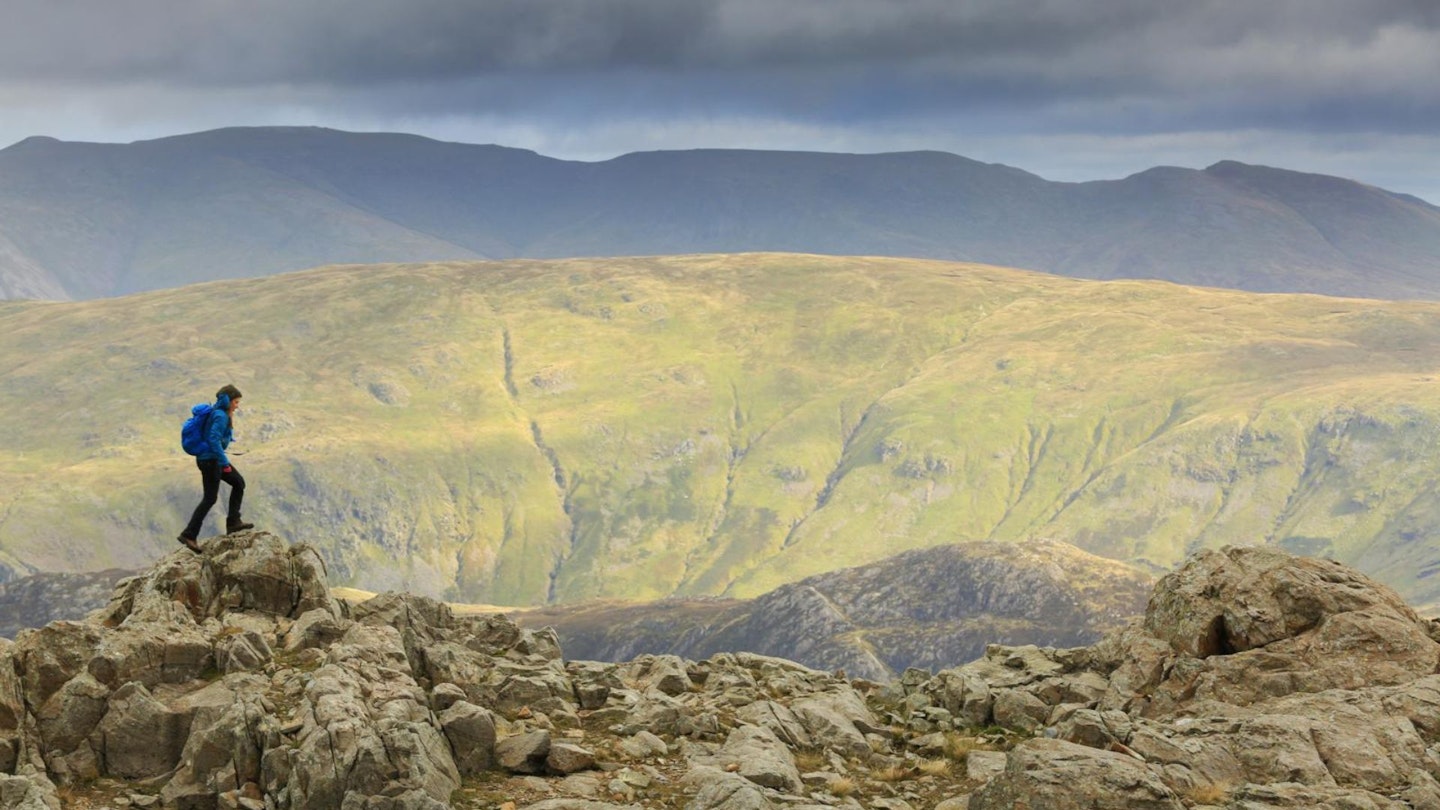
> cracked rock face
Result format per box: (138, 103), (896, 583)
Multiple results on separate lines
(4, 535), (1440, 810)
(946, 545), (1440, 810)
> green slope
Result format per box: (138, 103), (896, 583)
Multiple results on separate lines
(3, 253), (1440, 606)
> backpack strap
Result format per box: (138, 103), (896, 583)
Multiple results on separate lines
(199, 407), (216, 454)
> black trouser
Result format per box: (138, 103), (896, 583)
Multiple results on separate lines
(182, 458), (245, 538)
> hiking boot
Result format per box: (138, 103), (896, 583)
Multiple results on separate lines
(226, 517), (254, 534)
(177, 533), (202, 554)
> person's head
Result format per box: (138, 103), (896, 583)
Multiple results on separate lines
(216, 384), (243, 413)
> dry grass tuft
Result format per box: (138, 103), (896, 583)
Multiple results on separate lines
(917, 758), (951, 777)
(1184, 782), (1232, 805)
(943, 732), (983, 761)
(794, 749), (827, 772)
(874, 764), (912, 783)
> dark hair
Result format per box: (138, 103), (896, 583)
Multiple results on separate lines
(216, 384), (243, 401)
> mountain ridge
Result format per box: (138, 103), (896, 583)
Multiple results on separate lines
(515, 539), (1153, 680)
(4, 126), (1440, 300)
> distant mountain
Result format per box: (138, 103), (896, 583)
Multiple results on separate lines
(2, 127), (1439, 301)
(514, 539), (1152, 680)
(0, 568), (132, 638)
(8, 254), (1440, 609)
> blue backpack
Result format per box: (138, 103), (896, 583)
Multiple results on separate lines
(180, 403), (215, 456)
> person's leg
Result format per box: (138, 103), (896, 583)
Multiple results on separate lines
(222, 466), (249, 530)
(181, 459), (221, 540)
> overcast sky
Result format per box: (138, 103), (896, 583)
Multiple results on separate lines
(2, 0), (1437, 202)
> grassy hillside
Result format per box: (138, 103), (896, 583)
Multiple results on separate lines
(4, 253), (1440, 607)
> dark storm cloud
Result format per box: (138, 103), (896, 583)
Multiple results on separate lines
(3, 0), (1438, 134)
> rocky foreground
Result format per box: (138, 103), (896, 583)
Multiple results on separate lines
(3, 532), (1440, 809)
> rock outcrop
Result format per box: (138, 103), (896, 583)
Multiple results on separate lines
(933, 546), (1440, 809)
(4, 536), (1439, 809)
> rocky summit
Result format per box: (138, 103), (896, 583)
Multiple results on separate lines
(3, 534), (1440, 810)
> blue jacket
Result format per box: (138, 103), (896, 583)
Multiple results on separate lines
(199, 393), (235, 466)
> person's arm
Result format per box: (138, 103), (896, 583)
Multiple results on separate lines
(208, 410), (232, 468)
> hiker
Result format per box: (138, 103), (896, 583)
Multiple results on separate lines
(178, 384), (254, 552)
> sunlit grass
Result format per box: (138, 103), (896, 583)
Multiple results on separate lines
(5, 253), (1440, 607)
